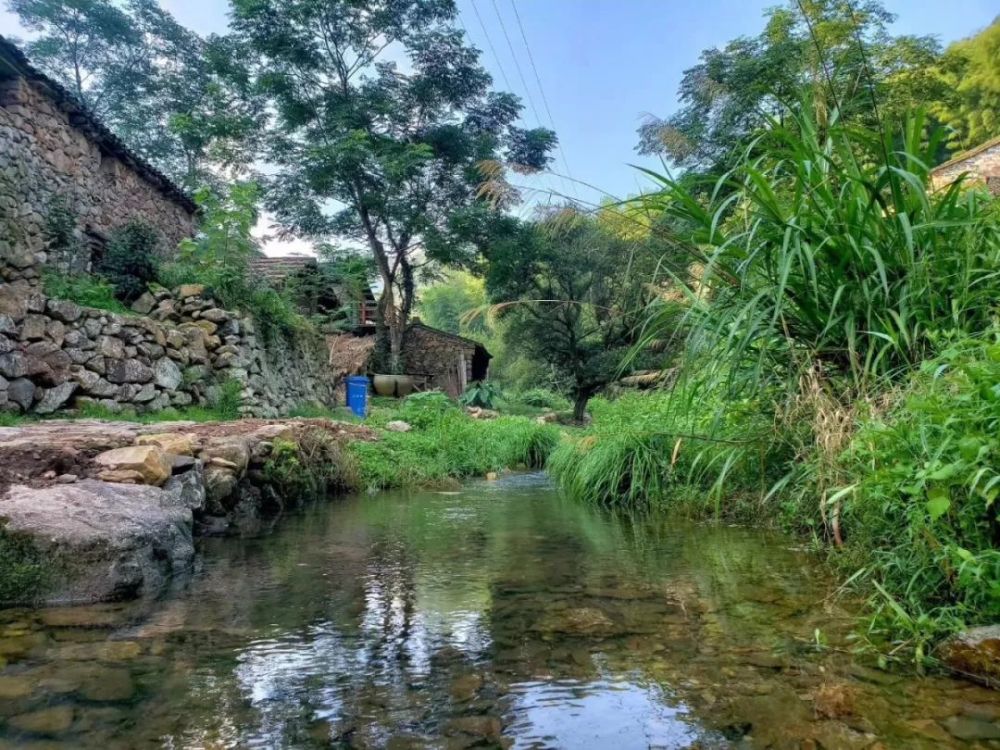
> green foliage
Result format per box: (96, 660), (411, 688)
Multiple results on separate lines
(261, 435), (358, 505)
(513, 388), (570, 411)
(230, 0), (555, 371)
(930, 18), (1000, 151)
(350, 396), (558, 491)
(637, 0), (944, 171)
(486, 210), (669, 420)
(213, 378), (243, 420)
(547, 387), (779, 511)
(839, 330), (1000, 657)
(41, 270), (128, 314)
(639, 105), (1000, 394)
(98, 221), (160, 303)
(459, 381), (501, 410)
(418, 270), (488, 336)
(0, 524), (52, 604)
(163, 183), (307, 342)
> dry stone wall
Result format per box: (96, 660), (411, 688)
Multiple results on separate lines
(0, 280), (337, 417)
(0, 74), (196, 279)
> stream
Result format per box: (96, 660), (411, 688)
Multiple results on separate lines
(0, 472), (998, 748)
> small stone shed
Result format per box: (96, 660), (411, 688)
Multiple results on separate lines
(402, 321), (491, 397)
(0, 35), (197, 280)
(931, 136), (1000, 196)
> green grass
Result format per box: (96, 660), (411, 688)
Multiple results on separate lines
(349, 392), (560, 491)
(41, 270), (130, 314)
(0, 524), (52, 605)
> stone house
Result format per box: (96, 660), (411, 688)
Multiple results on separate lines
(0, 35), (197, 281)
(930, 136), (1000, 196)
(401, 321), (491, 397)
(326, 320), (491, 398)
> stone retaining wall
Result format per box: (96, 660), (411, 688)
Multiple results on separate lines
(0, 280), (338, 417)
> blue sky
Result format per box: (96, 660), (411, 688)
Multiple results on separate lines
(2, 0), (997, 247)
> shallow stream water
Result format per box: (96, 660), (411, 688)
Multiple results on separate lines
(1, 473), (999, 749)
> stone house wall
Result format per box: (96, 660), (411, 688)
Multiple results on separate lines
(402, 323), (487, 398)
(0, 280), (338, 418)
(931, 137), (1000, 196)
(0, 64), (197, 280)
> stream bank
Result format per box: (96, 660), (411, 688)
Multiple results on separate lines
(0, 418), (373, 605)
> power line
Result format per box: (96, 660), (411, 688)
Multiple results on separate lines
(468, 0), (513, 94)
(507, 0), (578, 196)
(489, 0), (543, 127)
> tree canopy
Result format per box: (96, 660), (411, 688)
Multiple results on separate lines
(229, 0), (556, 371)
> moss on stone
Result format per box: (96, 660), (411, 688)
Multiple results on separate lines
(0, 522), (52, 604)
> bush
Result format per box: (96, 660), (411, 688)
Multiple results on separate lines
(98, 221), (160, 303)
(513, 387), (570, 410)
(459, 381), (501, 410)
(839, 329), (1000, 658)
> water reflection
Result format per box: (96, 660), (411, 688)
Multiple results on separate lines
(0, 473), (998, 748)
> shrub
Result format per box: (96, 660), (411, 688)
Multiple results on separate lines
(459, 380), (501, 410)
(98, 221), (160, 303)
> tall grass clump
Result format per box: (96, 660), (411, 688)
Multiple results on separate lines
(350, 392), (559, 491)
(547, 386), (783, 513)
(639, 105), (1000, 392)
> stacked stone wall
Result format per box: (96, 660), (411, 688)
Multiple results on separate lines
(0, 280), (338, 418)
(0, 75), (196, 279)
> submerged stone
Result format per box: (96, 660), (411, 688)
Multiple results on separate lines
(7, 705), (74, 735)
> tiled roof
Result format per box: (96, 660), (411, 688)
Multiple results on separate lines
(248, 255), (317, 284)
(0, 35), (197, 214)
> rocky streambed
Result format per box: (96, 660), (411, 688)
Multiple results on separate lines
(0, 418), (374, 605)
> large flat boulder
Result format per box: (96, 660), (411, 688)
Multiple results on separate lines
(0, 479), (195, 605)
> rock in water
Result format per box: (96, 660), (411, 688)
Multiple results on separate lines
(0, 480), (195, 604)
(941, 625), (1000, 684)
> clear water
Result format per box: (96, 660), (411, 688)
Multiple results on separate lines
(1, 473), (998, 749)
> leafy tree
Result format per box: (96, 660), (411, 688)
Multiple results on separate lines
(229, 0), (556, 373)
(636, 0), (942, 171)
(931, 17), (1000, 151)
(7, 0), (261, 188)
(485, 211), (664, 422)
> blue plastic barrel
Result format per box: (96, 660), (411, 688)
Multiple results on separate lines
(345, 376), (369, 418)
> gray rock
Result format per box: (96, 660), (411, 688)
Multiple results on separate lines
(152, 357), (182, 390)
(0, 314), (15, 335)
(941, 625), (1000, 684)
(83, 319), (102, 338)
(63, 329), (85, 347)
(163, 464), (206, 512)
(85, 355), (106, 375)
(942, 716), (1000, 741)
(0, 351), (50, 379)
(98, 335), (125, 359)
(200, 308), (228, 323)
(7, 378), (35, 410)
(130, 292), (157, 315)
(0, 480), (195, 604)
(385, 420), (412, 433)
(65, 348), (91, 364)
(46, 319), (66, 346)
(34, 382), (77, 414)
(46, 299), (82, 323)
(132, 383), (157, 402)
(19, 313), (47, 340)
(106, 358), (153, 384)
(0, 335), (14, 353)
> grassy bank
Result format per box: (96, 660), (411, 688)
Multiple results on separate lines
(549, 105), (1000, 665)
(348, 392), (559, 491)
